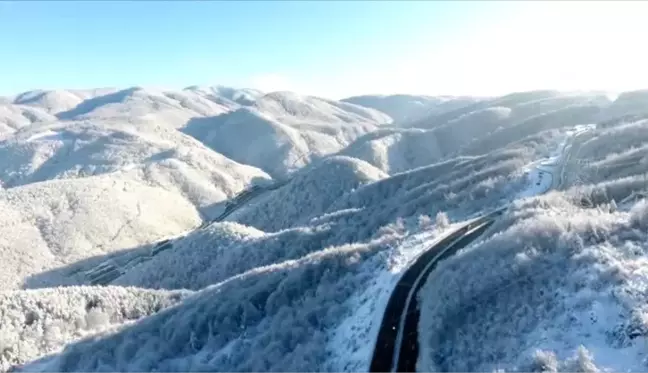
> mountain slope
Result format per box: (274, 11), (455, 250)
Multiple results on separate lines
(226, 155), (388, 231)
(418, 193), (648, 372)
(183, 92), (392, 177)
(0, 119), (272, 215)
(183, 85), (263, 106)
(340, 92), (609, 173)
(0, 286), (191, 372)
(5, 86), (648, 372)
(255, 91), (391, 125)
(10, 86), (261, 127)
(13, 90), (89, 115)
(0, 175), (202, 290)
(0, 104), (56, 136)
(16, 232), (409, 372)
(342, 94), (478, 124)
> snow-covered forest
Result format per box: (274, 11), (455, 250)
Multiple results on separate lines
(2, 86), (648, 371)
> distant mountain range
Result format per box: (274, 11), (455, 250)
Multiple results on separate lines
(3, 85), (648, 372)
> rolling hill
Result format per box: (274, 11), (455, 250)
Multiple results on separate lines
(2, 85), (648, 372)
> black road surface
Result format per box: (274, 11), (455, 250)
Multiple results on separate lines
(369, 210), (502, 372)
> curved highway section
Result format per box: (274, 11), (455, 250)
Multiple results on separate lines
(369, 209), (504, 372)
(369, 125), (596, 372)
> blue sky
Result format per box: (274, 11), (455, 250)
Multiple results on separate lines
(1, 1), (647, 98)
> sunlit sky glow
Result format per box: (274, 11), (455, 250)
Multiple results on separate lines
(1, 1), (647, 98)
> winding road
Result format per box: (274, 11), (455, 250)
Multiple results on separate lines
(369, 125), (595, 372)
(369, 210), (503, 372)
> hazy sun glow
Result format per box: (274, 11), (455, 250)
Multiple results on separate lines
(299, 1), (648, 98)
(399, 1), (648, 96)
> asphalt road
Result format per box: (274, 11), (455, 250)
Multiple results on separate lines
(369, 210), (502, 372)
(368, 126), (596, 372)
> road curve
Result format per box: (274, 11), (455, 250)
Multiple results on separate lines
(368, 126), (594, 372)
(369, 210), (502, 372)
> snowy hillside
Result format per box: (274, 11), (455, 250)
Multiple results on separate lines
(5, 86), (262, 125)
(342, 94), (479, 124)
(600, 89), (648, 121)
(417, 194), (648, 372)
(0, 175), (202, 290)
(340, 92), (610, 173)
(0, 286), (192, 371)
(182, 92), (392, 177)
(3, 85), (648, 372)
(0, 118), (271, 208)
(226, 155), (389, 232)
(184, 85), (263, 106)
(13, 89), (98, 115)
(0, 85), (282, 293)
(0, 104), (56, 136)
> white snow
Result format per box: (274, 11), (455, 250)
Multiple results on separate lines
(24, 130), (65, 143)
(0, 104), (56, 135)
(2, 84), (648, 372)
(416, 197), (648, 372)
(182, 92), (393, 177)
(326, 220), (471, 372)
(517, 124), (597, 198)
(0, 118), (271, 209)
(12, 90), (86, 115)
(339, 94), (605, 175)
(517, 167), (554, 198)
(226, 156), (388, 231)
(0, 175), (203, 290)
(327, 124), (594, 372)
(342, 94), (479, 124)
(0, 286), (191, 371)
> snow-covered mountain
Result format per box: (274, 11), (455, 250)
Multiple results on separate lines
(2, 85), (648, 372)
(340, 91), (611, 173)
(183, 85), (264, 106)
(182, 91), (392, 177)
(342, 94), (479, 124)
(0, 104), (56, 136)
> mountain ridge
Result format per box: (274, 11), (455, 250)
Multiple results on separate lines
(3, 85), (648, 372)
